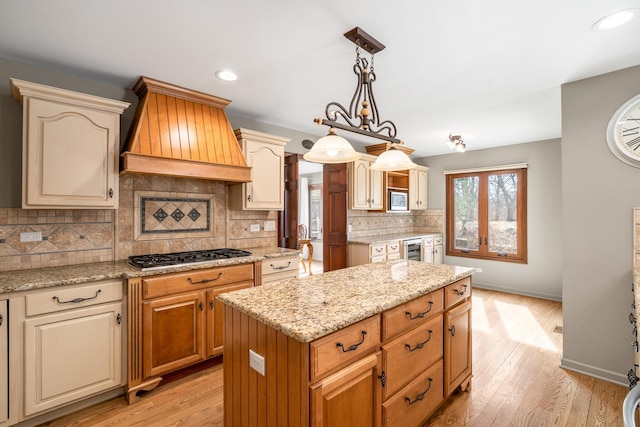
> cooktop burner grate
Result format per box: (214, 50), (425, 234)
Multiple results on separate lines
(128, 248), (253, 270)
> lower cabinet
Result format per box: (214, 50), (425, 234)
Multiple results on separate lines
(127, 263), (255, 402)
(444, 299), (472, 396)
(6, 279), (124, 424)
(310, 352), (382, 427)
(0, 300), (7, 424)
(261, 254), (299, 285)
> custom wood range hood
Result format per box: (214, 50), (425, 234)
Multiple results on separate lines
(120, 76), (251, 182)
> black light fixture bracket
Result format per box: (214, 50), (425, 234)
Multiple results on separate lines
(314, 27), (402, 145)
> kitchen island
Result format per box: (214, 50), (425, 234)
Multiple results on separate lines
(218, 260), (474, 426)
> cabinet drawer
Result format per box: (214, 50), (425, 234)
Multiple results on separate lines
(382, 289), (443, 341)
(370, 243), (386, 258)
(386, 253), (401, 261)
(263, 256), (298, 276)
(382, 359), (444, 427)
(311, 315), (381, 381)
(371, 255), (386, 263)
(142, 264), (254, 299)
(386, 241), (400, 255)
(423, 236), (434, 246)
(434, 236), (443, 245)
(26, 280), (122, 316)
(444, 277), (471, 309)
(382, 314), (443, 399)
(262, 270), (298, 285)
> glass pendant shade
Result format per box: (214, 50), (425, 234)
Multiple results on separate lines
(369, 147), (417, 171)
(303, 128), (361, 164)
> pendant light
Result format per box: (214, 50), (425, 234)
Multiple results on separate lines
(309, 27), (416, 170)
(303, 128), (361, 163)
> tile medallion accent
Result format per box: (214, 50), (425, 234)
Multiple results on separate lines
(135, 192), (215, 241)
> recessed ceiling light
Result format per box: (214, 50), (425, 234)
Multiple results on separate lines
(215, 70), (238, 81)
(592, 9), (637, 31)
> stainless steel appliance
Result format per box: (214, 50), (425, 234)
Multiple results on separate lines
(402, 238), (423, 261)
(388, 191), (408, 211)
(127, 248), (252, 270)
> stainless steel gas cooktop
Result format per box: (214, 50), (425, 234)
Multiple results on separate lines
(127, 248), (253, 270)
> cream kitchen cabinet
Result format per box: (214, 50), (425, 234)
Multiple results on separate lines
(10, 78), (129, 209)
(409, 165), (429, 211)
(349, 154), (384, 210)
(423, 234), (444, 264)
(228, 128), (290, 211)
(0, 300), (7, 424)
(261, 255), (299, 285)
(7, 279), (124, 424)
(348, 240), (401, 266)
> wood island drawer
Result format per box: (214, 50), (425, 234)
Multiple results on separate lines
(370, 243), (386, 258)
(310, 315), (381, 381)
(142, 264), (254, 299)
(26, 280), (123, 316)
(382, 289), (443, 341)
(382, 359), (444, 427)
(444, 277), (471, 309)
(381, 314), (443, 399)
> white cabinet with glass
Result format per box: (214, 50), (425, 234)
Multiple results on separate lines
(349, 154), (384, 210)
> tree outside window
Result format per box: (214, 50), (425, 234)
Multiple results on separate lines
(446, 167), (527, 263)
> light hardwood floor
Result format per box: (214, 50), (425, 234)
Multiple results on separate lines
(39, 288), (629, 426)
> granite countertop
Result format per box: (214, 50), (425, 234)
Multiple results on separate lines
(217, 260), (474, 343)
(0, 247), (298, 295)
(348, 232), (442, 245)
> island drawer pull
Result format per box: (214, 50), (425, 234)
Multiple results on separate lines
(404, 378), (432, 405)
(188, 273), (222, 284)
(53, 289), (101, 304)
(453, 284), (468, 296)
(405, 301), (433, 320)
(336, 330), (367, 353)
(404, 330), (433, 352)
(270, 261), (291, 270)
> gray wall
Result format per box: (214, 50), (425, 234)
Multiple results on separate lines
(560, 64), (640, 384)
(416, 138), (563, 301)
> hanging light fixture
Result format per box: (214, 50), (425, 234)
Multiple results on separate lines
(448, 133), (466, 153)
(306, 27), (416, 170)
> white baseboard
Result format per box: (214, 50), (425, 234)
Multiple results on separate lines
(472, 282), (562, 302)
(560, 358), (629, 387)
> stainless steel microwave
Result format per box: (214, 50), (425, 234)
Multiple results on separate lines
(388, 191), (408, 211)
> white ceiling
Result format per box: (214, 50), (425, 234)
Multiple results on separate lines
(1, 1), (639, 157)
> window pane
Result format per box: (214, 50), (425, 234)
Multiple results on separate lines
(488, 173), (518, 254)
(453, 176), (479, 251)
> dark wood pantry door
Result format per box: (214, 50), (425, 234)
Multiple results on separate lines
(323, 163), (348, 272)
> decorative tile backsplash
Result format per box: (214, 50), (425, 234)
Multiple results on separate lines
(348, 209), (444, 239)
(135, 192), (214, 239)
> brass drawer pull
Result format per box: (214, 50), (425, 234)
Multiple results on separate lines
(405, 301), (433, 320)
(188, 272), (222, 284)
(270, 261), (292, 270)
(404, 330), (433, 352)
(336, 330), (367, 353)
(53, 289), (101, 304)
(404, 378), (433, 405)
(453, 284), (468, 296)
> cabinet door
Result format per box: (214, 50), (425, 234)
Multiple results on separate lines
(444, 300), (472, 396)
(417, 169), (428, 209)
(433, 244), (443, 264)
(310, 352), (382, 427)
(23, 302), (122, 416)
(0, 300), (7, 423)
(143, 292), (205, 378)
(245, 141), (285, 210)
(369, 166), (384, 210)
(24, 98), (119, 208)
(206, 282), (253, 358)
(409, 169), (428, 211)
(351, 158), (371, 210)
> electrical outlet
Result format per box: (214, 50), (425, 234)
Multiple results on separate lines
(348, 224), (353, 233)
(475, 267), (483, 273)
(249, 349), (265, 376)
(264, 220), (276, 231)
(250, 224), (260, 232)
(20, 231), (42, 242)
